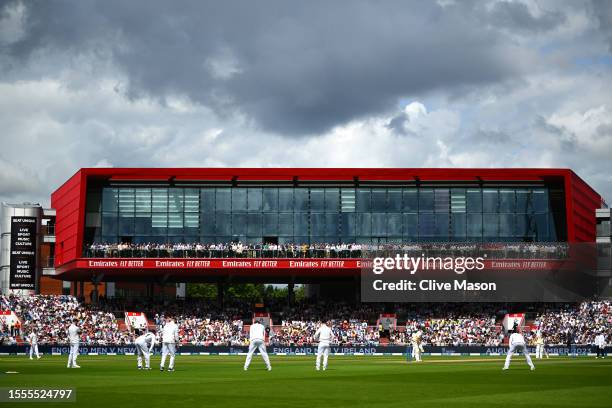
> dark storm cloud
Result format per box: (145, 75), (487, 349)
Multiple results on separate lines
(592, 0), (612, 52)
(488, 1), (566, 33)
(1, 0), (563, 136)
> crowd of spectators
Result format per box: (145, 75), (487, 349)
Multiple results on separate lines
(532, 300), (611, 345)
(85, 242), (569, 260)
(1, 295), (129, 345)
(1, 295), (608, 347)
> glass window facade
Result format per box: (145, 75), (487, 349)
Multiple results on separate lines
(86, 185), (562, 246)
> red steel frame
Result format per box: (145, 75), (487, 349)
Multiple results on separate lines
(50, 168), (603, 280)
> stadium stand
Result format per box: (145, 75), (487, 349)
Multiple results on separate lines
(1, 295), (609, 347)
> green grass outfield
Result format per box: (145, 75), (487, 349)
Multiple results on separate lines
(1, 355), (611, 408)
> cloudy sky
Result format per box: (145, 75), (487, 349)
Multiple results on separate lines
(0, 0), (611, 206)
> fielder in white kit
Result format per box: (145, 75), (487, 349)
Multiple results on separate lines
(67, 319), (81, 368)
(244, 319), (271, 371)
(503, 328), (535, 371)
(135, 330), (156, 369)
(28, 330), (41, 359)
(160, 316), (179, 372)
(314, 320), (334, 371)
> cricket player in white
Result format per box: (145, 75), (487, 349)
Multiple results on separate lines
(67, 319), (81, 368)
(28, 330), (41, 360)
(535, 331), (544, 359)
(594, 332), (606, 359)
(244, 320), (271, 371)
(160, 316), (179, 372)
(135, 330), (156, 369)
(314, 321), (333, 371)
(411, 330), (423, 362)
(503, 328), (535, 371)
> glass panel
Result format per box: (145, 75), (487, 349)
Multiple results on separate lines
(532, 189), (548, 213)
(434, 189), (450, 213)
(232, 214), (247, 235)
(482, 189), (498, 213)
(466, 189), (482, 213)
(215, 188), (231, 211)
(152, 189), (168, 213)
(119, 216), (134, 235)
(102, 213), (118, 236)
(263, 188), (278, 211)
(499, 190), (515, 213)
(135, 189), (151, 213)
(279, 213), (293, 236)
(151, 213), (167, 235)
(434, 213), (450, 239)
(451, 213), (466, 238)
(278, 188), (293, 212)
(419, 189), (434, 213)
(311, 213), (326, 236)
(450, 189), (466, 213)
(325, 213), (339, 236)
(215, 213), (231, 235)
(499, 214), (514, 238)
(418, 213), (435, 237)
(341, 213), (356, 237)
(310, 189), (325, 212)
(294, 213), (308, 235)
(403, 213), (417, 239)
(135, 214), (152, 235)
(516, 190), (531, 214)
(247, 188), (262, 212)
(184, 212), (199, 229)
(356, 189), (371, 212)
(371, 189), (387, 212)
(403, 189), (418, 212)
(184, 189), (199, 212)
(372, 213), (386, 236)
(535, 213), (549, 241)
(483, 214), (499, 238)
(201, 189), (215, 212)
(118, 189), (135, 214)
(232, 188), (247, 212)
(102, 188), (119, 212)
(467, 213), (482, 240)
(515, 214), (530, 239)
(168, 213), (183, 233)
(388, 190), (402, 211)
(247, 213), (262, 236)
(357, 213), (371, 236)
(325, 189), (340, 212)
(340, 189), (356, 212)
(168, 189), (183, 213)
(262, 213), (278, 235)
(294, 189), (309, 212)
(387, 213), (402, 236)
(201, 213), (215, 235)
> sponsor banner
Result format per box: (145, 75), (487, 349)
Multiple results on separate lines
(74, 258), (566, 271)
(9, 217), (37, 290)
(0, 344), (607, 356)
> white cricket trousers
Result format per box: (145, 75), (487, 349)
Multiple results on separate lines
(160, 343), (176, 369)
(316, 343), (330, 370)
(67, 343), (79, 367)
(29, 344), (40, 359)
(136, 343), (151, 368)
(504, 343), (534, 369)
(412, 343), (422, 361)
(535, 344), (544, 359)
(244, 339), (271, 370)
